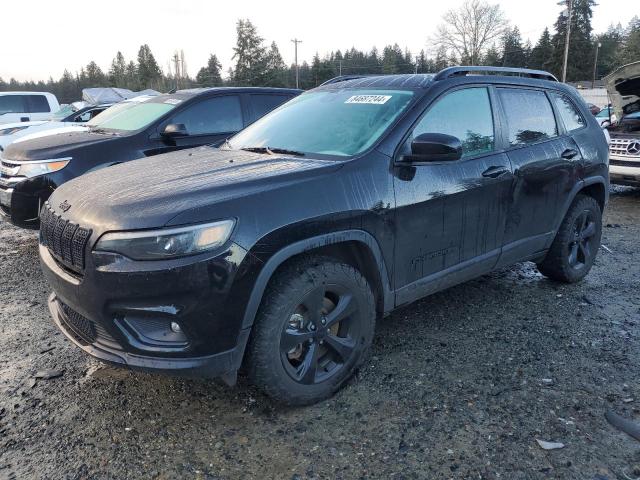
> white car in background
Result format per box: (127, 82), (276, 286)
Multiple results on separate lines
(604, 62), (640, 187)
(0, 92), (60, 125)
(0, 101), (111, 151)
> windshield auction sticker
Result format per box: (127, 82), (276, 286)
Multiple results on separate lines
(345, 95), (392, 105)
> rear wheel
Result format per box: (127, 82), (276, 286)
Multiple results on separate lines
(247, 256), (376, 406)
(537, 194), (602, 283)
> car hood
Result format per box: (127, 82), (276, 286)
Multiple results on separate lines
(604, 61), (640, 120)
(12, 123), (87, 145)
(49, 146), (342, 231)
(2, 129), (115, 161)
(0, 120), (48, 130)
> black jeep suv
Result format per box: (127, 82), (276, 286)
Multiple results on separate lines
(38, 67), (609, 405)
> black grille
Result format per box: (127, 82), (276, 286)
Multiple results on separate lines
(60, 303), (97, 345)
(58, 301), (121, 350)
(39, 203), (92, 271)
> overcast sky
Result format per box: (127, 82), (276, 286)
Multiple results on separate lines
(2, 0), (635, 82)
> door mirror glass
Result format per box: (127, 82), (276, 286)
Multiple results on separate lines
(161, 123), (188, 137)
(408, 133), (462, 162)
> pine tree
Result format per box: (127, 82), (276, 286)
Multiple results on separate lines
(264, 42), (287, 87)
(618, 16), (640, 66)
(529, 28), (554, 71)
(85, 61), (107, 87)
(232, 19), (267, 86)
(483, 44), (502, 66)
(502, 27), (527, 68)
(549, 0), (596, 81)
(125, 61), (139, 91)
(137, 44), (162, 89)
(109, 51), (127, 87)
(196, 54), (223, 87)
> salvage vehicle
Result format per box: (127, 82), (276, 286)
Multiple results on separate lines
(0, 88), (160, 152)
(0, 91), (60, 125)
(0, 87), (300, 226)
(39, 67), (609, 405)
(595, 106), (617, 127)
(0, 102), (111, 152)
(604, 62), (640, 187)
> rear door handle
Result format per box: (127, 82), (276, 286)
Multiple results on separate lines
(561, 148), (579, 159)
(482, 166), (510, 178)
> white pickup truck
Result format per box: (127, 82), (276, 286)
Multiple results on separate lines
(0, 92), (60, 125)
(605, 62), (640, 187)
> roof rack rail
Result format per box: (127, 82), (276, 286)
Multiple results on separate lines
(319, 75), (372, 86)
(434, 66), (558, 82)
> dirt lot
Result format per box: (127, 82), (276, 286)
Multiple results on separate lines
(1, 187), (639, 480)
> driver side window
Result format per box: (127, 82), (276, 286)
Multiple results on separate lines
(406, 87), (495, 159)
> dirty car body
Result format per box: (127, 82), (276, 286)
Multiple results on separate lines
(39, 68), (609, 404)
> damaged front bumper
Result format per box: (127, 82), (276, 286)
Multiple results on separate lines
(48, 293), (249, 385)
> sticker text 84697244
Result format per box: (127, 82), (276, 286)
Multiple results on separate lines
(344, 95), (392, 105)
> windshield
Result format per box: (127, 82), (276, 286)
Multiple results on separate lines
(87, 100), (176, 132)
(596, 108), (611, 118)
(52, 104), (78, 120)
(228, 89), (414, 157)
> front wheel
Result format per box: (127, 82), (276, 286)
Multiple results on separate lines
(246, 256), (376, 406)
(537, 194), (602, 283)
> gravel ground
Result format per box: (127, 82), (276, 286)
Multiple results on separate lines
(1, 187), (639, 480)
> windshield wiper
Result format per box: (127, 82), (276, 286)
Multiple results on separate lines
(240, 146), (305, 157)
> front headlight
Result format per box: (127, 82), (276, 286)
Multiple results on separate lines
(15, 158), (71, 178)
(0, 126), (30, 136)
(94, 219), (236, 260)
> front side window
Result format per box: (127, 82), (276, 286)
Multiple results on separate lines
(409, 87), (495, 159)
(26, 95), (50, 113)
(0, 95), (26, 115)
(87, 100), (176, 132)
(498, 88), (557, 146)
(229, 89), (414, 157)
(169, 95), (243, 135)
(550, 92), (586, 132)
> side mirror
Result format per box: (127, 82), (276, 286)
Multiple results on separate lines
(406, 133), (462, 162)
(161, 123), (188, 138)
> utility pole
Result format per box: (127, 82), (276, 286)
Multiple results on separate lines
(172, 52), (180, 90)
(291, 38), (302, 89)
(339, 59), (342, 76)
(592, 41), (601, 89)
(559, 0), (573, 83)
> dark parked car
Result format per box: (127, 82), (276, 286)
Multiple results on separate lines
(0, 87), (300, 226)
(39, 67), (609, 405)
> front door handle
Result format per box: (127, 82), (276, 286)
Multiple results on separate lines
(561, 148), (579, 159)
(482, 166), (510, 178)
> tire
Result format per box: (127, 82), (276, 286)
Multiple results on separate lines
(537, 194), (602, 283)
(246, 256), (376, 406)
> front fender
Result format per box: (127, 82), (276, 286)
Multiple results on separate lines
(240, 230), (393, 329)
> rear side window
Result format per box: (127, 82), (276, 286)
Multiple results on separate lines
(26, 95), (51, 113)
(410, 87), (495, 159)
(550, 92), (586, 132)
(0, 95), (26, 115)
(171, 95), (243, 135)
(248, 94), (290, 124)
(498, 89), (557, 146)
